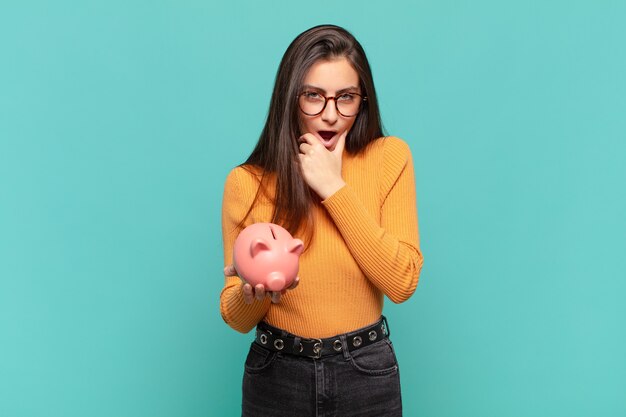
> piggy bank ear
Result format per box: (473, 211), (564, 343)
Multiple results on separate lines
(250, 238), (270, 258)
(289, 239), (304, 256)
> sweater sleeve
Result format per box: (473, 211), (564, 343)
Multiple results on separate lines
(220, 168), (271, 333)
(321, 137), (424, 303)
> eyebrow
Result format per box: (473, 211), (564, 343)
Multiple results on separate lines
(302, 84), (360, 94)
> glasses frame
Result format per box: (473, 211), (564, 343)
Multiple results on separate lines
(297, 91), (368, 117)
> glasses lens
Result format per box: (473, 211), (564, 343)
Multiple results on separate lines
(336, 94), (362, 117)
(299, 92), (325, 115)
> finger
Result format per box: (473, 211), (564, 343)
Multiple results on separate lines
(242, 283), (254, 304)
(270, 291), (281, 304)
(299, 132), (322, 147)
(332, 130), (348, 155)
(254, 284), (266, 301)
(299, 142), (313, 155)
(223, 265), (237, 276)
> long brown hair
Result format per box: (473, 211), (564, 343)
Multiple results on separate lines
(240, 24), (385, 237)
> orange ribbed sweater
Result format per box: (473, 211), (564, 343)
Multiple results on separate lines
(220, 136), (423, 338)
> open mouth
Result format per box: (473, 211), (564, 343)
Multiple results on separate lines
(318, 131), (337, 141)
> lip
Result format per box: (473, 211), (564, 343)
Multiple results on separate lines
(315, 130), (339, 150)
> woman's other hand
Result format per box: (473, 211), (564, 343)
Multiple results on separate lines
(223, 265), (300, 304)
(298, 131), (347, 200)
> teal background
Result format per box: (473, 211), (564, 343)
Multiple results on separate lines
(1, 0), (625, 416)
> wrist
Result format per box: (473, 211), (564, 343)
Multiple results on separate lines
(319, 179), (346, 200)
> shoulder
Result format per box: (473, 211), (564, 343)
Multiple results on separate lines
(224, 165), (264, 191)
(362, 136), (412, 167)
(365, 137), (414, 193)
(223, 164), (275, 206)
(381, 136), (412, 161)
(382, 135), (411, 152)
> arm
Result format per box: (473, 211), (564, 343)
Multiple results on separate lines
(220, 168), (271, 333)
(321, 138), (423, 303)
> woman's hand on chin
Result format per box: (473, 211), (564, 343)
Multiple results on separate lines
(297, 130), (347, 200)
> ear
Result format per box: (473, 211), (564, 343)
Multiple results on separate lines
(288, 239), (304, 256)
(250, 238), (270, 258)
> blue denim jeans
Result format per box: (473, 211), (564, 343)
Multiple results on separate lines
(241, 321), (402, 417)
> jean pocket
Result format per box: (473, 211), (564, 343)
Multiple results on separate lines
(347, 338), (399, 376)
(244, 342), (278, 374)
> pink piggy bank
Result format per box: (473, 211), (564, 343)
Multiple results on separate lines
(232, 223), (304, 292)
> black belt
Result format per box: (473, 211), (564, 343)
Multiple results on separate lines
(254, 316), (390, 359)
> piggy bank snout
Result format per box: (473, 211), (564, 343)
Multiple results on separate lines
(266, 272), (286, 292)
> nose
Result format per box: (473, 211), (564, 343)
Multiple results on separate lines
(321, 97), (339, 124)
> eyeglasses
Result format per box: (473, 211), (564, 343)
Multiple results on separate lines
(298, 91), (367, 117)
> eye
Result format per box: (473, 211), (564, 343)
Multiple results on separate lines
(337, 93), (356, 102)
(303, 91), (323, 100)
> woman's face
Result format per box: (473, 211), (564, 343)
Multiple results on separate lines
(298, 56), (361, 151)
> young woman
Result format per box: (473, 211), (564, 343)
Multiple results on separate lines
(220, 24), (423, 417)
